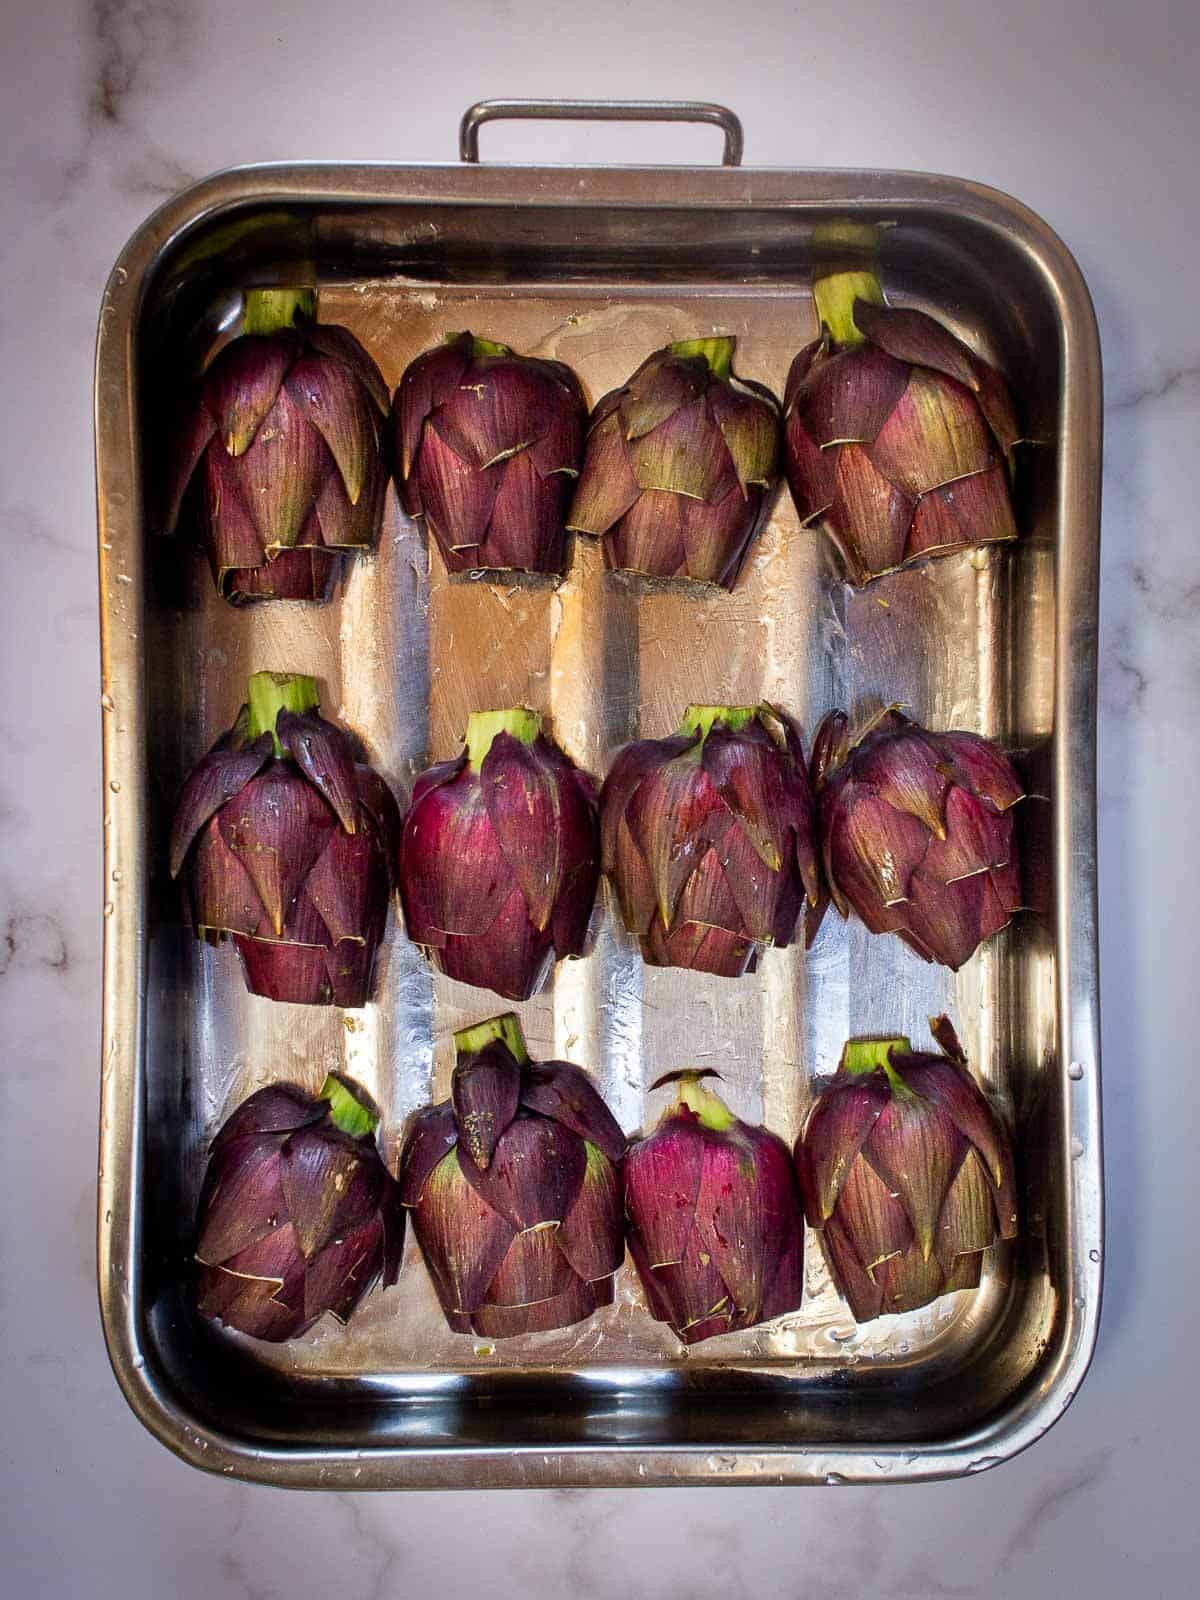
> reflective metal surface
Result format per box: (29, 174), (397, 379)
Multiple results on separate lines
(96, 143), (1102, 1487)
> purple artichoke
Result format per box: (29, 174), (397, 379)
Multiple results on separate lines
(165, 290), (389, 603)
(624, 1072), (805, 1345)
(600, 704), (820, 978)
(399, 1015), (625, 1337)
(170, 672), (400, 1006)
(567, 337), (781, 589)
(795, 1019), (1017, 1322)
(195, 1074), (404, 1342)
(784, 265), (1019, 586)
(391, 332), (585, 574)
(812, 707), (1024, 970)
(398, 709), (599, 1001)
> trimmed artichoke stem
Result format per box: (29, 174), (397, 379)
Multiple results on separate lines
(246, 671), (320, 758)
(675, 1074), (737, 1132)
(668, 336), (735, 380)
(319, 1073), (379, 1137)
(841, 1036), (913, 1096)
(811, 268), (885, 347)
(464, 707), (541, 771)
(679, 704), (758, 741)
(446, 331), (512, 359)
(454, 1013), (529, 1064)
(241, 288), (317, 336)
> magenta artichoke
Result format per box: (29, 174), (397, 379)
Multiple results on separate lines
(624, 1073), (805, 1345)
(812, 707), (1023, 970)
(195, 1074), (404, 1342)
(600, 704), (820, 978)
(795, 1020), (1017, 1322)
(567, 337), (781, 589)
(170, 672), (400, 1006)
(398, 709), (599, 1001)
(165, 290), (389, 603)
(399, 1015), (625, 1337)
(391, 332), (585, 574)
(783, 265), (1019, 586)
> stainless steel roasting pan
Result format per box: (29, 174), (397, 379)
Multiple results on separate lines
(96, 101), (1103, 1488)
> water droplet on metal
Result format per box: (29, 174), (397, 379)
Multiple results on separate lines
(1088, 1249), (1100, 1263)
(110, 779), (121, 793)
(1070, 1136), (1084, 1158)
(1067, 1061), (1084, 1081)
(100, 693), (115, 711)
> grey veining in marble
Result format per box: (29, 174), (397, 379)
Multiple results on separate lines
(3, 0), (1199, 1594)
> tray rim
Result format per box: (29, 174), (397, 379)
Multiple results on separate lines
(95, 158), (1103, 1489)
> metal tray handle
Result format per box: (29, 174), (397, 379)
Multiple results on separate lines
(459, 98), (744, 166)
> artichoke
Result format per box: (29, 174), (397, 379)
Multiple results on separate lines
(812, 707), (1023, 970)
(784, 255), (1019, 586)
(170, 672), (401, 1006)
(600, 704), (820, 977)
(624, 1072), (805, 1344)
(398, 709), (599, 1001)
(795, 1020), (1017, 1322)
(567, 337), (781, 589)
(195, 1074), (404, 1342)
(391, 332), (585, 574)
(398, 1014), (625, 1337)
(165, 290), (389, 603)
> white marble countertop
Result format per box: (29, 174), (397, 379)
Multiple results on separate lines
(3, 0), (1196, 1593)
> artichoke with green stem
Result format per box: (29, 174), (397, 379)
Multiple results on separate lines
(391, 332), (585, 575)
(784, 230), (1020, 586)
(795, 1019), (1017, 1322)
(399, 1014), (626, 1338)
(165, 289), (390, 603)
(568, 336), (781, 589)
(195, 1073), (405, 1342)
(624, 1071), (805, 1345)
(170, 671), (400, 1006)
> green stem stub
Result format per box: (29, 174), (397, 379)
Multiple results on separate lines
(242, 288), (316, 337)
(319, 1073), (379, 1138)
(454, 1013), (529, 1065)
(841, 1036), (912, 1095)
(446, 331), (512, 359)
(812, 270), (885, 348)
(247, 671), (320, 758)
(679, 704), (758, 742)
(669, 336), (735, 381)
(673, 1073), (737, 1132)
(465, 707), (542, 771)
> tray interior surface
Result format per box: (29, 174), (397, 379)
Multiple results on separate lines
(123, 182), (1075, 1474)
